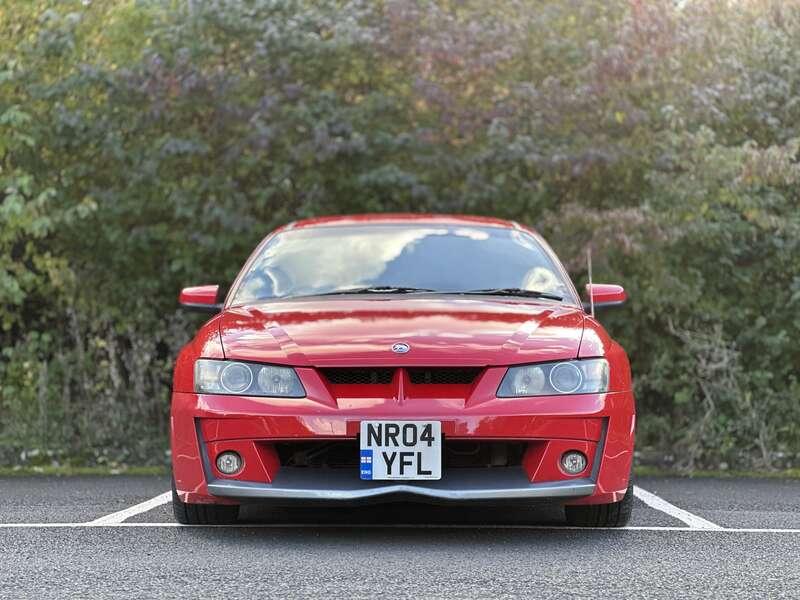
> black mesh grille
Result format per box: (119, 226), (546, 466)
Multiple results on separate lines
(276, 441), (360, 468)
(407, 367), (482, 385)
(322, 368), (395, 385)
(274, 440), (525, 469)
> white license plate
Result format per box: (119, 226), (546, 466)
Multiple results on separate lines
(359, 420), (442, 480)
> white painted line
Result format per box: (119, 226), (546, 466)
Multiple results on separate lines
(1, 522), (799, 533)
(86, 491), (172, 525)
(634, 485), (723, 530)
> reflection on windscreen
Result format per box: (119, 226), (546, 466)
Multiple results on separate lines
(232, 224), (571, 304)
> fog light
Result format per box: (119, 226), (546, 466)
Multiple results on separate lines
(560, 451), (588, 475)
(216, 451), (243, 475)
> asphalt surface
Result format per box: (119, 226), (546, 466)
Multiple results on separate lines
(1, 475), (799, 599)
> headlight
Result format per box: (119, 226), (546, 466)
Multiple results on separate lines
(497, 359), (609, 397)
(194, 359), (305, 397)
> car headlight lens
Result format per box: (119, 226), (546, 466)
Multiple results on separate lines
(195, 359), (305, 397)
(257, 365), (303, 397)
(220, 362), (253, 393)
(549, 362), (583, 394)
(497, 359), (609, 397)
(508, 365), (547, 396)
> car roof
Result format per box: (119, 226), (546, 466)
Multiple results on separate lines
(284, 213), (523, 231)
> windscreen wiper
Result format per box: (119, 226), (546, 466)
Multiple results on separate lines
(457, 288), (564, 301)
(311, 286), (437, 296)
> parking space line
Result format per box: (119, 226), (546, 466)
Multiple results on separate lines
(86, 491), (172, 525)
(633, 485), (723, 530)
(1, 522), (799, 532)
(0, 485), (732, 530)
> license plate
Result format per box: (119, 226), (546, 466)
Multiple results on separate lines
(359, 420), (442, 480)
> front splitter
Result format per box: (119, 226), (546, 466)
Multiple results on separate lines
(207, 467), (595, 502)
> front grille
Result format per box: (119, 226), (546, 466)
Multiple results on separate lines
(407, 367), (482, 385)
(276, 441), (360, 468)
(321, 367), (482, 385)
(322, 368), (395, 385)
(274, 440), (525, 469)
(444, 441), (525, 468)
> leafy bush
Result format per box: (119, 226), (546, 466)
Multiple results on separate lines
(1, 0), (799, 469)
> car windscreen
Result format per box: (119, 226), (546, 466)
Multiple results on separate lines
(230, 224), (574, 304)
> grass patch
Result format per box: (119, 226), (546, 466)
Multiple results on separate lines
(635, 465), (800, 480)
(0, 465), (168, 477)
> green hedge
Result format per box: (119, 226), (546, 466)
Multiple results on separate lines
(2, 0), (799, 470)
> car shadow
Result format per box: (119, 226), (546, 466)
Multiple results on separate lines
(178, 502), (619, 551)
(237, 501), (567, 527)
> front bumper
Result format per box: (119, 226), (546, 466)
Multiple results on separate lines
(171, 389), (634, 506)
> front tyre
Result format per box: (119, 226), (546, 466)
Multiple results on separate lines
(172, 479), (239, 525)
(564, 483), (633, 527)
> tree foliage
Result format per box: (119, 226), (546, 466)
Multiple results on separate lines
(1, 0), (799, 469)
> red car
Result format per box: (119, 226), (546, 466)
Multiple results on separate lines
(171, 214), (635, 526)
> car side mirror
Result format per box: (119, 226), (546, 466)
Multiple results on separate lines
(583, 283), (626, 313)
(179, 285), (222, 313)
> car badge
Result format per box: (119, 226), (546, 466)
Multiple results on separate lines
(391, 342), (410, 354)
